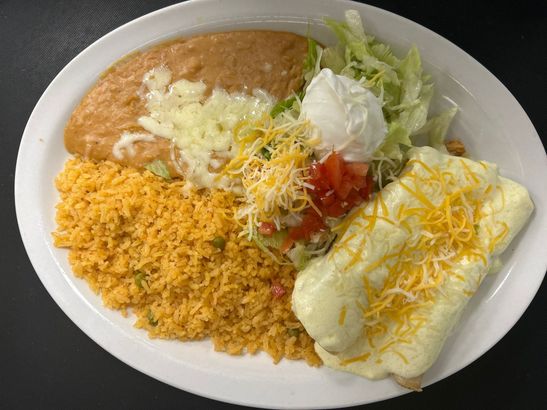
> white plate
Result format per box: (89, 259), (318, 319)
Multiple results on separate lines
(14, 0), (547, 408)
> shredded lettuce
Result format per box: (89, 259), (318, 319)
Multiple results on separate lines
(287, 243), (312, 271)
(415, 107), (459, 150)
(376, 122), (411, 161)
(303, 38), (323, 90)
(255, 230), (288, 249)
(269, 38), (319, 120)
(252, 230), (289, 264)
(253, 229), (336, 269)
(321, 10), (457, 162)
(321, 45), (345, 74)
(270, 91), (304, 118)
(252, 236), (282, 263)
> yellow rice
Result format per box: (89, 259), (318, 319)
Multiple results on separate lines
(53, 157), (320, 365)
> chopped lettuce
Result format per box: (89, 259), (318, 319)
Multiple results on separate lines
(375, 122), (411, 161)
(255, 230), (288, 249)
(397, 82), (434, 135)
(252, 230), (289, 264)
(287, 243), (312, 271)
(253, 236), (281, 263)
(313, 9), (460, 192)
(415, 107), (459, 150)
(270, 91), (304, 118)
(321, 45), (345, 74)
(394, 47), (435, 134)
(320, 10), (457, 162)
(253, 229), (334, 270)
(325, 11), (370, 62)
(303, 38), (323, 90)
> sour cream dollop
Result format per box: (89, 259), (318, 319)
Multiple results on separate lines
(301, 68), (387, 162)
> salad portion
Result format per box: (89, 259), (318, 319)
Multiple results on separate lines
(202, 11), (531, 389)
(223, 10), (459, 269)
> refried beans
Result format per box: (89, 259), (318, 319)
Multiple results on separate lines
(65, 31), (308, 176)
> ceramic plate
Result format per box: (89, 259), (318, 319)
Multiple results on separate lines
(15, 0), (547, 408)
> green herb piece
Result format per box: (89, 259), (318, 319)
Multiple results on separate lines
(134, 270), (147, 289)
(212, 236), (226, 250)
(147, 309), (158, 327)
(270, 91), (304, 118)
(287, 328), (302, 337)
(144, 159), (171, 180)
(261, 147), (272, 160)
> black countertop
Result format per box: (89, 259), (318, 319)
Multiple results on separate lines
(2, 1), (546, 409)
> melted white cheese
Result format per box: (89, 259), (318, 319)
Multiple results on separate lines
(112, 132), (155, 160)
(137, 66), (274, 190)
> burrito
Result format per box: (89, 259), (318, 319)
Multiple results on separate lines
(292, 146), (533, 389)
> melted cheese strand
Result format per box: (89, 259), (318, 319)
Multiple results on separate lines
(220, 115), (316, 238)
(337, 158), (509, 365)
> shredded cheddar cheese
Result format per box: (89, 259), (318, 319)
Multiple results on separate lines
(335, 157), (509, 364)
(340, 352), (371, 366)
(220, 114), (317, 238)
(338, 305), (347, 326)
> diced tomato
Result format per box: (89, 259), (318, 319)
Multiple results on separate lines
(306, 152), (374, 224)
(319, 192), (335, 207)
(258, 222), (276, 236)
(309, 162), (323, 179)
(335, 179), (354, 200)
(358, 174), (374, 200)
(345, 189), (363, 208)
(346, 172), (367, 190)
(324, 152), (343, 190)
(309, 163), (329, 190)
(271, 282), (286, 299)
(325, 201), (347, 218)
(288, 209), (325, 241)
(345, 162), (369, 177)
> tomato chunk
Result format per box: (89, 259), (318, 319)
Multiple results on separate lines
(319, 192), (335, 207)
(325, 202), (346, 218)
(308, 153), (373, 216)
(324, 152), (343, 190)
(258, 222), (276, 236)
(271, 282), (286, 299)
(335, 179), (354, 200)
(288, 209), (325, 241)
(309, 163), (330, 191)
(345, 162), (369, 176)
(359, 174), (374, 200)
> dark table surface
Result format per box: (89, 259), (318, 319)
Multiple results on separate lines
(2, 0), (546, 409)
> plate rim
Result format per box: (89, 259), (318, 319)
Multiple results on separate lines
(14, 0), (547, 408)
